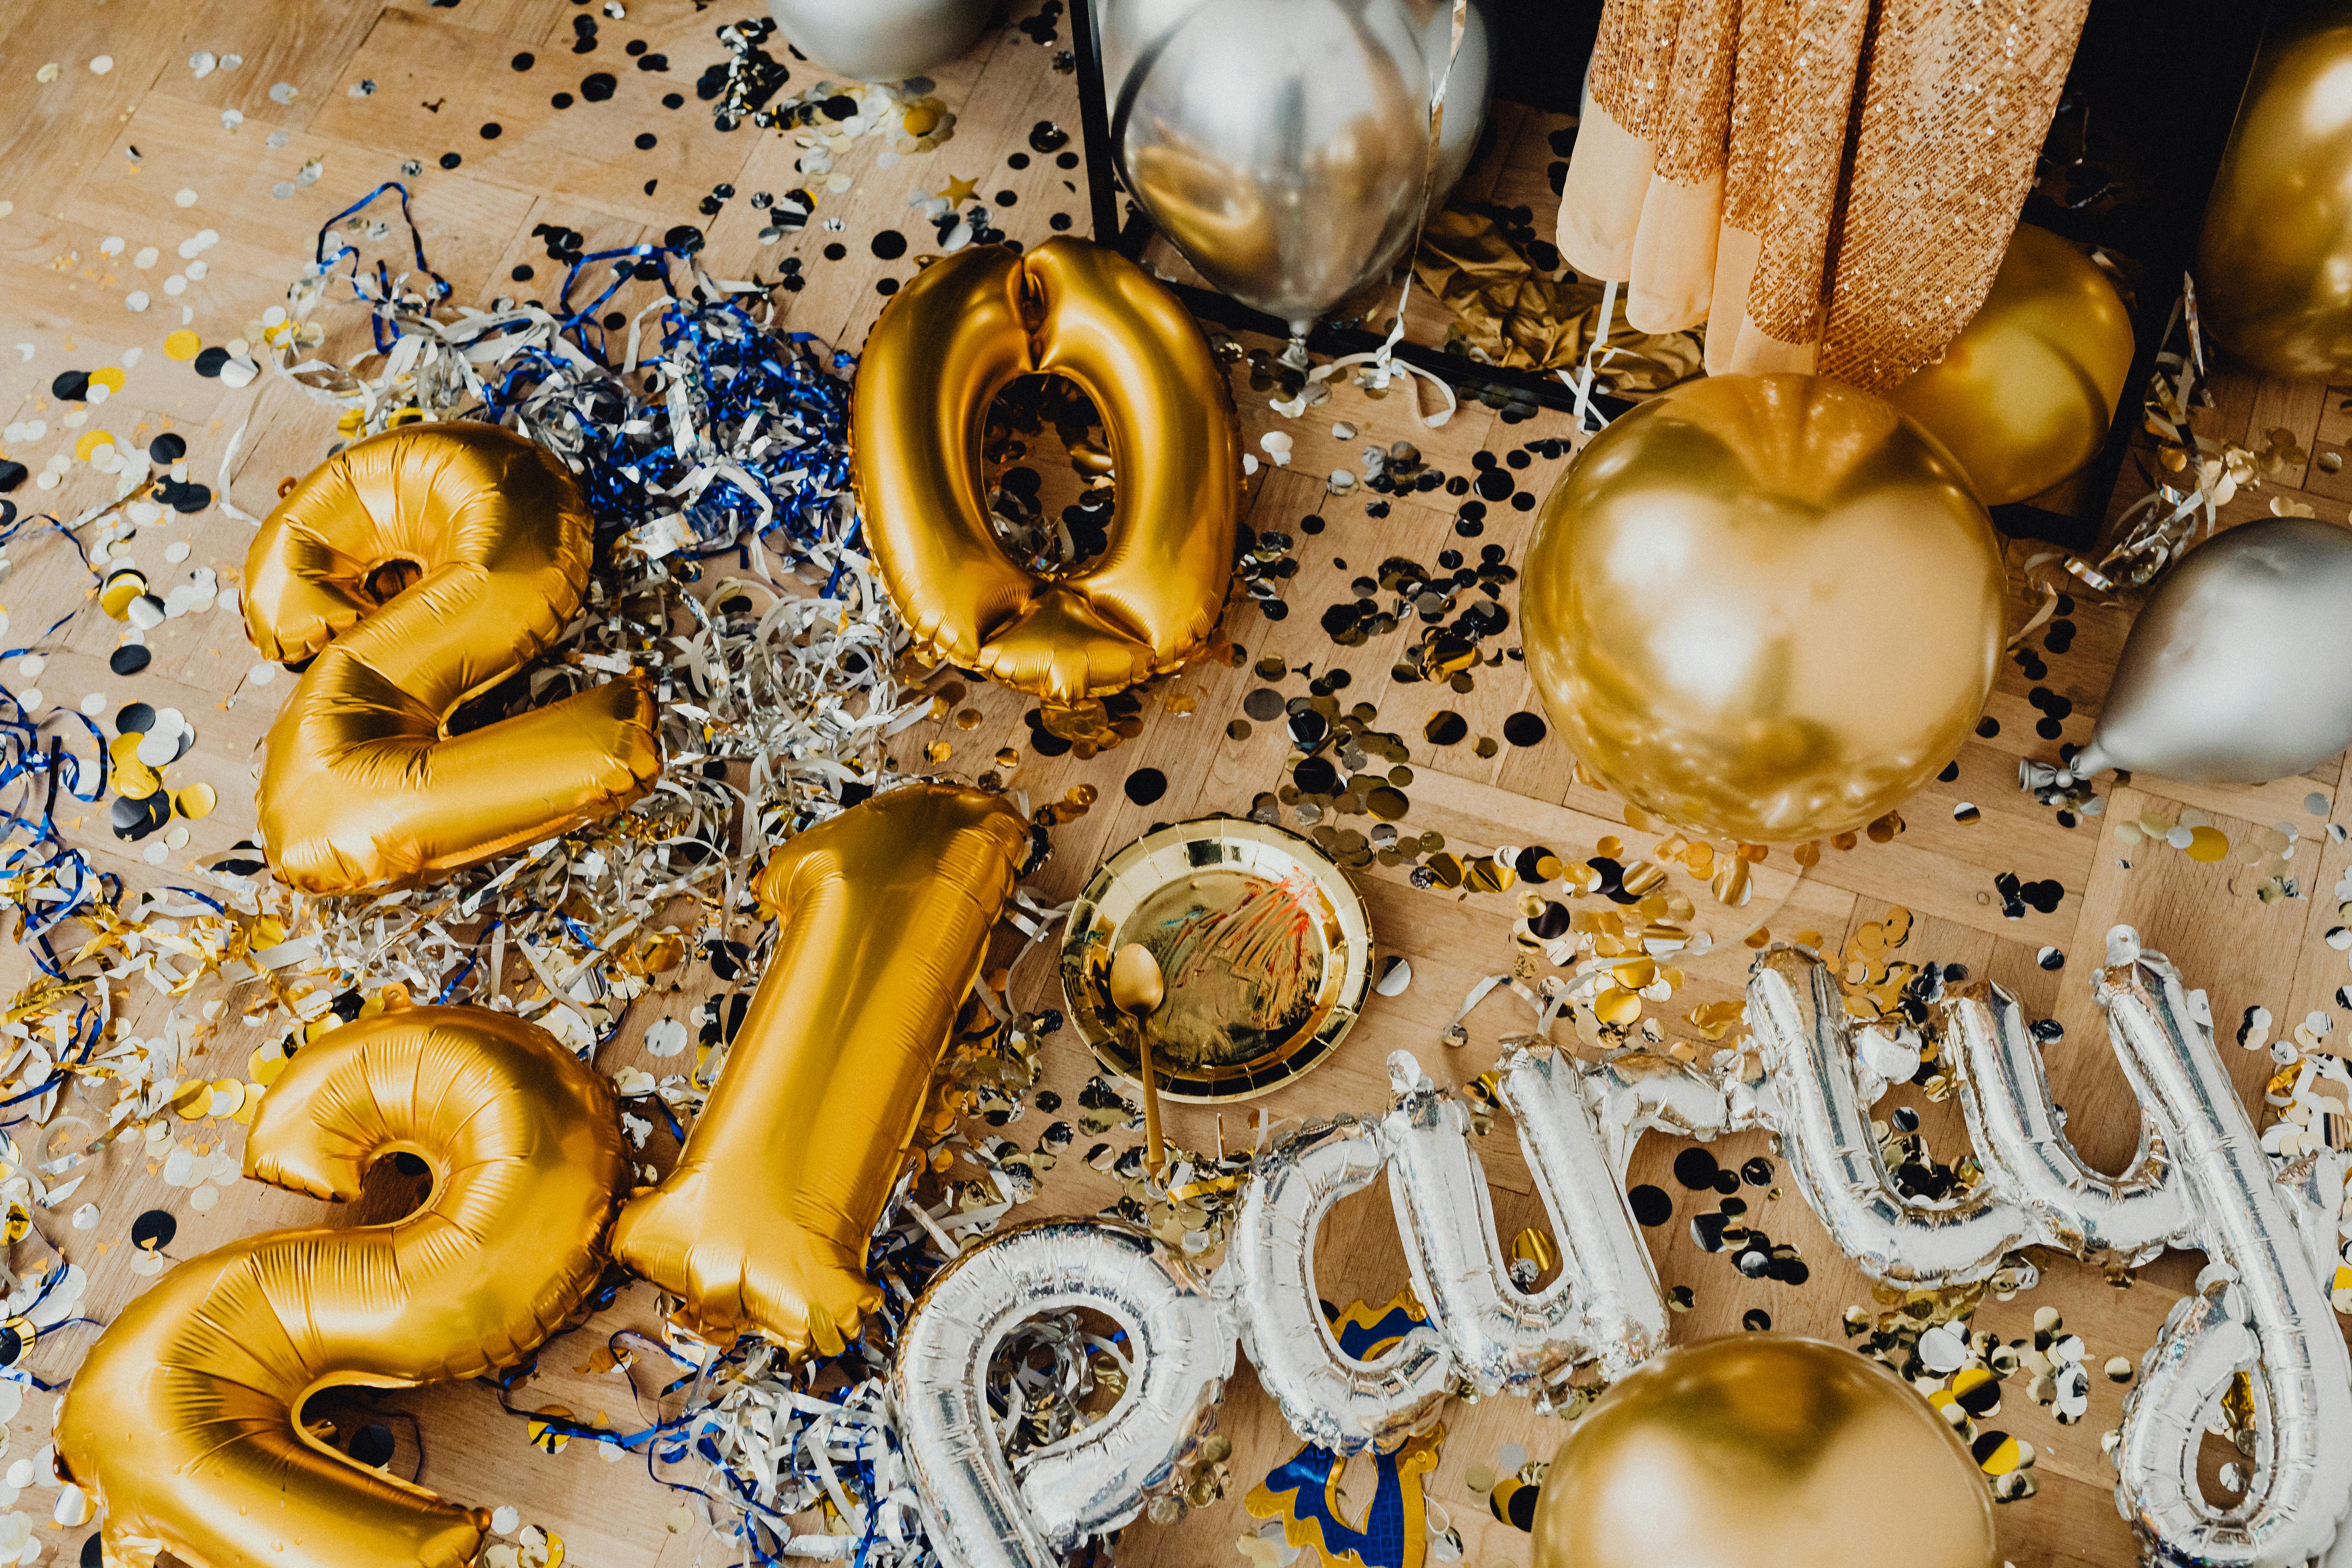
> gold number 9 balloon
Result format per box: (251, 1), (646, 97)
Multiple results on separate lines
(1521, 373), (2005, 846)
(613, 783), (1031, 1357)
(852, 238), (1241, 706)
(243, 422), (663, 894)
(57, 1006), (629, 1568)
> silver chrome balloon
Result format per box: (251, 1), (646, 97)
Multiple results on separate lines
(1220, 1115), (1453, 1452)
(1098, 0), (1491, 331)
(2097, 931), (2352, 1568)
(2066, 517), (2352, 785)
(892, 1219), (1235, 1568)
(767, 0), (995, 83)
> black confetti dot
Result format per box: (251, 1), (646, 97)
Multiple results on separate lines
(1124, 768), (1167, 806)
(581, 71), (617, 101)
(1242, 687), (1285, 721)
(1712, 1168), (1741, 1196)
(132, 1209), (177, 1251)
(821, 93), (859, 120)
(349, 1424), (397, 1467)
(0, 1324), (21, 1368)
(147, 432), (186, 463)
(0, 460), (24, 493)
(635, 132), (657, 149)
(439, 152), (462, 168)
(1975, 715), (2000, 738)
(663, 91), (684, 108)
(1628, 1184), (1672, 1226)
(995, 189), (1017, 205)
(663, 223), (705, 254)
(480, 121), (503, 139)
(512, 51), (535, 70)
(871, 230), (908, 260)
(1423, 710), (1468, 746)
(626, 38), (647, 56)
(1938, 760), (1960, 782)
(1474, 468), (1514, 501)
(1742, 1308), (1773, 1331)
(876, 278), (899, 296)
(1057, 150), (1080, 169)
(552, 91), (574, 108)
(80, 1537), (101, 1568)
(1049, 212), (1072, 231)
(1741, 1156), (1773, 1186)
(823, 241), (848, 260)
(1502, 711), (1546, 747)
(1672, 1146), (1720, 1190)
(1293, 756), (1339, 794)
(51, 370), (90, 401)
(108, 645), (151, 676)
(117, 700), (156, 735)
(1029, 120), (1070, 153)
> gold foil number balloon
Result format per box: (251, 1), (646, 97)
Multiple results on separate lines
(612, 783), (1031, 1356)
(852, 239), (1241, 707)
(1885, 224), (2135, 507)
(2197, 2), (2352, 377)
(56, 1007), (629, 1568)
(1531, 1336), (1998, 1568)
(244, 422), (662, 894)
(1521, 373), (2005, 845)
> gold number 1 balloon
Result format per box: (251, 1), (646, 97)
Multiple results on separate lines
(612, 784), (1031, 1356)
(852, 239), (1241, 707)
(244, 422), (663, 895)
(57, 1006), (628, 1568)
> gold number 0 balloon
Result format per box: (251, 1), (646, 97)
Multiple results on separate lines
(852, 238), (1241, 705)
(613, 784), (1031, 1356)
(57, 1006), (629, 1568)
(243, 422), (663, 894)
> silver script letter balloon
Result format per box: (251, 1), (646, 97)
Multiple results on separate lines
(1098, 0), (1490, 331)
(767, 0), (994, 83)
(2069, 518), (2352, 784)
(892, 1220), (1234, 1568)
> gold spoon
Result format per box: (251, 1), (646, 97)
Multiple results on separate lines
(1109, 941), (1168, 1181)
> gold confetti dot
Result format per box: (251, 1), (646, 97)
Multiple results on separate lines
(2186, 825), (2231, 862)
(73, 429), (116, 461)
(164, 330), (201, 360)
(89, 366), (126, 393)
(175, 782), (218, 819)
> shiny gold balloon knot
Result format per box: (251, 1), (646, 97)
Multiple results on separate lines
(1533, 1336), (1997, 1568)
(244, 422), (662, 895)
(852, 239), (1241, 706)
(57, 1007), (629, 1568)
(1521, 373), (2005, 845)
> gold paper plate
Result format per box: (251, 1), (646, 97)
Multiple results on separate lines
(1060, 817), (1374, 1102)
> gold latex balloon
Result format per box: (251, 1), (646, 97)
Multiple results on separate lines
(852, 238), (1241, 706)
(1884, 224), (2135, 506)
(57, 1006), (629, 1568)
(1533, 1336), (1998, 1568)
(612, 783), (1031, 1356)
(244, 422), (662, 895)
(1522, 373), (2005, 845)
(2198, 4), (2352, 377)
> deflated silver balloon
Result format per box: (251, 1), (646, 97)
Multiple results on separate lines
(1099, 0), (1490, 330)
(892, 1219), (1234, 1568)
(766, 0), (995, 82)
(2098, 931), (2352, 1568)
(1220, 1115), (1453, 1453)
(2068, 518), (2352, 784)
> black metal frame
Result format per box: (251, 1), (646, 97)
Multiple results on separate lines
(1064, 0), (2277, 552)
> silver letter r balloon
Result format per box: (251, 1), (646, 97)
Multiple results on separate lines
(2068, 517), (2352, 785)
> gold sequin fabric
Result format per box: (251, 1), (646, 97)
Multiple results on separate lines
(1567, 0), (2088, 390)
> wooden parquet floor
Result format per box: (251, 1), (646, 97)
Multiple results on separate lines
(1, 5), (2349, 1568)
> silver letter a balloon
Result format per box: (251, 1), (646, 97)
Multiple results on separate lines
(767, 0), (995, 82)
(1098, 0), (1490, 333)
(2068, 517), (2352, 784)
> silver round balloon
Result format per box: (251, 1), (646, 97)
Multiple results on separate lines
(1100, 0), (1491, 332)
(2068, 517), (2352, 784)
(766, 0), (995, 82)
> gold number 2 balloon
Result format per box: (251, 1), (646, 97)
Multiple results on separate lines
(57, 1006), (629, 1568)
(612, 783), (1031, 1357)
(852, 238), (1241, 706)
(243, 422), (663, 895)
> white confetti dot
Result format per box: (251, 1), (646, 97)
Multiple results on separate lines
(16, 656), (43, 680)
(164, 539), (190, 562)
(99, 235), (125, 256)
(174, 188), (198, 208)
(185, 258), (209, 279)
(163, 273), (187, 296)
(189, 1184), (219, 1211)
(221, 53), (243, 70)
(87, 56), (113, 76)
(189, 51), (217, 77)
(77, 693), (104, 716)
(35, 64), (60, 85)
(0, 203), (10, 220)
(165, 824), (190, 850)
(125, 289), (149, 312)
(271, 181), (295, 200)
(491, 1507), (520, 1535)
(219, 355), (257, 388)
(247, 661), (276, 687)
(268, 80), (298, 104)
(15, 690), (37, 711)
(133, 244), (158, 269)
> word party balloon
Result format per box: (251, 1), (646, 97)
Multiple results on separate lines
(1100, 0), (1489, 331)
(1521, 373), (2004, 844)
(2197, 2), (2352, 377)
(612, 783), (1031, 1356)
(58, 1006), (628, 1568)
(854, 239), (1241, 707)
(2066, 518), (2352, 785)
(244, 422), (662, 894)
(766, 0), (994, 81)
(1885, 225), (2135, 506)
(1531, 1336), (1997, 1568)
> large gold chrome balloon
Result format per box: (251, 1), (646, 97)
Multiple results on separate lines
(1532, 1336), (1998, 1568)
(1885, 225), (2135, 506)
(2197, 3), (2352, 377)
(612, 784), (1031, 1357)
(244, 422), (662, 895)
(852, 239), (1240, 706)
(1522, 374), (2005, 845)
(57, 1007), (628, 1568)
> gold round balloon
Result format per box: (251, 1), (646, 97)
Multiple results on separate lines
(1533, 1336), (1998, 1568)
(1521, 373), (2005, 845)
(2198, 3), (2352, 377)
(1885, 225), (2135, 506)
